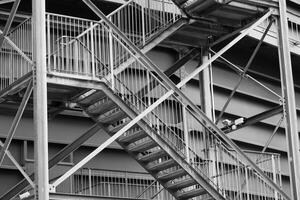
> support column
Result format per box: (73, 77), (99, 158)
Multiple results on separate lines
(199, 49), (216, 184)
(32, 0), (49, 199)
(277, 1), (300, 200)
(199, 50), (214, 121)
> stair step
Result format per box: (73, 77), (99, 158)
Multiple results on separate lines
(157, 168), (187, 181)
(127, 139), (157, 152)
(147, 159), (177, 171)
(97, 109), (127, 124)
(119, 129), (147, 144)
(86, 98), (116, 115)
(77, 90), (106, 105)
(108, 121), (129, 133)
(137, 149), (167, 162)
(175, 187), (207, 200)
(166, 178), (196, 190)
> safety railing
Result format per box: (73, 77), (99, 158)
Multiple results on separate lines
(46, 0), (181, 76)
(55, 168), (174, 200)
(0, 18), (32, 91)
(0, 0), (181, 91)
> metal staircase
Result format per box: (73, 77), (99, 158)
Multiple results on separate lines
(0, 0), (296, 200)
(46, 1), (290, 200)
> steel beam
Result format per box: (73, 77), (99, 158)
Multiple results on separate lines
(48, 124), (102, 168)
(32, 0), (48, 198)
(0, 80), (33, 166)
(199, 50), (214, 121)
(0, 124), (102, 200)
(79, 3), (289, 199)
(278, 1), (300, 199)
(223, 105), (283, 133)
(215, 18), (274, 124)
(0, 0), (15, 4)
(0, 0), (21, 48)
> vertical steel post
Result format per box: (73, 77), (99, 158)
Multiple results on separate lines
(277, 1), (300, 200)
(199, 50), (214, 121)
(182, 105), (190, 162)
(199, 50), (214, 175)
(32, 0), (49, 199)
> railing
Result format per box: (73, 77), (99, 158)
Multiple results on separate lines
(47, 0), (181, 76)
(55, 168), (174, 200)
(0, 18), (32, 91)
(0, 0), (181, 91)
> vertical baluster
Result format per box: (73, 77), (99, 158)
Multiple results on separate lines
(90, 22), (95, 79)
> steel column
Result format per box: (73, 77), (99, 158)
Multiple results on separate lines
(278, 1), (300, 199)
(32, 0), (48, 199)
(199, 50), (214, 121)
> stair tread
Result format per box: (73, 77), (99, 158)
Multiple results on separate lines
(137, 149), (167, 162)
(77, 90), (106, 105)
(127, 139), (157, 152)
(166, 177), (196, 190)
(175, 187), (207, 200)
(86, 98), (116, 115)
(96, 109), (127, 124)
(146, 159), (177, 171)
(157, 168), (187, 181)
(119, 129), (147, 144)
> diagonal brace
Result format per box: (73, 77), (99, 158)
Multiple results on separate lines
(50, 88), (173, 190)
(215, 17), (275, 124)
(0, 80), (33, 166)
(0, 140), (35, 188)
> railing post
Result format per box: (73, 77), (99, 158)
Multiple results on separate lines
(141, 3), (146, 46)
(90, 22), (96, 79)
(88, 168), (92, 195)
(245, 167), (250, 200)
(271, 155), (278, 200)
(46, 14), (50, 71)
(182, 105), (190, 163)
(108, 16), (115, 91)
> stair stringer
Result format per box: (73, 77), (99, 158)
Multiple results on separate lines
(66, 77), (227, 200)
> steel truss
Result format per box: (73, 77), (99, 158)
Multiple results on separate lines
(0, 0), (299, 200)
